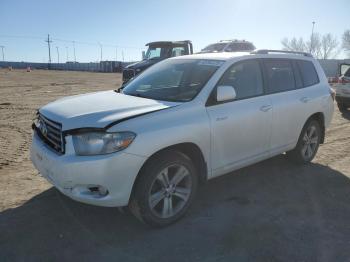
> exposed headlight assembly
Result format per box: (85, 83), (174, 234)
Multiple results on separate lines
(72, 131), (136, 156)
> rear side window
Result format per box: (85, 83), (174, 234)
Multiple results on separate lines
(218, 60), (264, 100)
(297, 60), (319, 87)
(263, 60), (296, 93)
(171, 47), (186, 57)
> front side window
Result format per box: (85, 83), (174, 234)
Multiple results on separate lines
(123, 59), (223, 102)
(145, 47), (170, 60)
(217, 60), (264, 100)
(264, 60), (296, 93)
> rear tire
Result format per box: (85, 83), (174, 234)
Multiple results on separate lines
(129, 151), (198, 227)
(287, 120), (321, 164)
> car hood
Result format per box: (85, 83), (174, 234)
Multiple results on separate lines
(126, 59), (160, 70)
(39, 90), (179, 131)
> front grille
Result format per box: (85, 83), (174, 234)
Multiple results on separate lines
(34, 114), (64, 154)
(122, 68), (135, 82)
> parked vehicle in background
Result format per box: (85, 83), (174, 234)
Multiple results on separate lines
(31, 49), (334, 227)
(122, 40), (193, 84)
(199, 39), (255, 53)
(329, 64), (350, 111)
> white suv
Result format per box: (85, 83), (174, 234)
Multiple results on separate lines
(31, 50), (334, 227)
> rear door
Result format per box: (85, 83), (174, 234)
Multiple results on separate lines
(206, 59), (272, 177)
(263, 59), (320, 155)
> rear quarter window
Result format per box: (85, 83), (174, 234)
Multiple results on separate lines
(297, 60), (319, 87)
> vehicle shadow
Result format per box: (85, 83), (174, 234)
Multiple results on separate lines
(1, 155), (350, 262)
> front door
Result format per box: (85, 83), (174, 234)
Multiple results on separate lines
(206, 59), (272, 177)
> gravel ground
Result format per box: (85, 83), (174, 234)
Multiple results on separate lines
(0, 69), (350, 262)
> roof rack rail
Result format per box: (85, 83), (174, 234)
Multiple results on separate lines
(251, 49), (313, 57)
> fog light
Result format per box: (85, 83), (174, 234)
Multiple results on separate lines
(98, 186), (108, 196)
(88, 185), (109, 197)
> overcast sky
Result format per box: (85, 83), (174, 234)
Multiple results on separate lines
(1, 0), (349, 62)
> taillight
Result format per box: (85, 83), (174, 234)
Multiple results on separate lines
(329, 87), (336, 101)
(328, 77), (338, 84)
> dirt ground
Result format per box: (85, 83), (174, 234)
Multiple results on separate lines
(1, 69), (350, 262)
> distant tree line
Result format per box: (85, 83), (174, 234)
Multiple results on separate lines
(281, 30), (350, 59)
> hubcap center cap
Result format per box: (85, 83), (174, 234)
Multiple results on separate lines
(165, 185), (176, 196)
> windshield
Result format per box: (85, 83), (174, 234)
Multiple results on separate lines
(145, 46), (170, 60)
(123, 59), (223, 102)
(201, 43), (227, 52)
(225, 42), (256, 52)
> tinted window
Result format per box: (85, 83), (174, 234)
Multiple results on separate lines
(225, 43), (255, 52)
(345, 68), (350, 78)
(264, 60), (295, 93)
(171, 47), (186, 57)
(201, 43), (227, 52)
(297, 60), (319, 87)
(218, 60), (263, 99)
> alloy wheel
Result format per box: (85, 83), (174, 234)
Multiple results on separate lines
(148, 164), (192, 219)
(301, 124), (319, 160)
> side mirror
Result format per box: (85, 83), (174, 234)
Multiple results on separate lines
(216, 85), (236, 102)
(142, 51), (146, 60)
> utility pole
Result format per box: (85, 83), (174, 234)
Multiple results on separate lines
(72, 41), (76, 62)
(56, 46), (60, 63)
(122, 50), (124, 62)
(0, 46), (4, 61)
(310, 21), (315, 54)
(65, 46), (69, 61)
(115, 47), (118, 61)
(98, 42), (103, 62)
(45, 34), (52, 68)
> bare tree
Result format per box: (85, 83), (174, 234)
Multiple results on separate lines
(306, 33), (322, 58)
(343, 30), (350, 57)
(281, 37), (307, 52)
(319, 33), (339, 59)
(281, 32), (339, 59)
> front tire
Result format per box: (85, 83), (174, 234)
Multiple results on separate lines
(129, 151), (198, 227)
(287, 120), (321, 164)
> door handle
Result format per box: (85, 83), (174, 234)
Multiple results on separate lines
(260, 105), (272, 112)
(300, 97), (310, 103)
(216, 116), (228, 121)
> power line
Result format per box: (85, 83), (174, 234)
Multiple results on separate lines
(0, 34), (144, 50)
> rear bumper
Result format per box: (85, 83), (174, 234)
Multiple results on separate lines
(30, 132), (146, 207)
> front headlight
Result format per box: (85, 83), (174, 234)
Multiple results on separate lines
(72, 131), (136, 156)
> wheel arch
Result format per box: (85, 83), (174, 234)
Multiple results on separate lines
(306, 112), (325, 144)
(130, 142), (208, 201)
